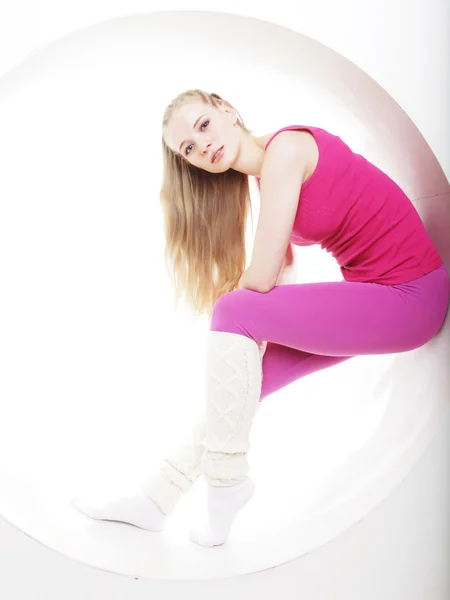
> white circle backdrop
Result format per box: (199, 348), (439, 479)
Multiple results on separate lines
(0, 8), (449, 589)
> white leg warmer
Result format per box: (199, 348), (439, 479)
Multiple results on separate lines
(142, 331), (264, 514)
(142, 413), (207, 515)
(201, 330), (263, 487)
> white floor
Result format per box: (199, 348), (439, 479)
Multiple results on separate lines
(1, 403), (449, 599)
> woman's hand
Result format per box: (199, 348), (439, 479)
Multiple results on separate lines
(257, 341), (267, 382)
(258, 341), (267, 359)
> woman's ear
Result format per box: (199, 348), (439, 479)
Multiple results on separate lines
(225, 106), (238, 126)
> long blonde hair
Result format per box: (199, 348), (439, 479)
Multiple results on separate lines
(160, 89), (254, 319)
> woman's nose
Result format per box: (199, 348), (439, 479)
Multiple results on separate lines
(201, 142), (212, 154)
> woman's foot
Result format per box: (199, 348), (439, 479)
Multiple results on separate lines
(71, 491), (167, 531)
(189, 476), (255, 547)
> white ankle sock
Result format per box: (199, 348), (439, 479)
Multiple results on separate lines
(189, 476), (255, 547)
(70, 491), (167, 532)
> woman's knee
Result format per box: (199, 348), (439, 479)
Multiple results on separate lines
(210, 288), (256, 332)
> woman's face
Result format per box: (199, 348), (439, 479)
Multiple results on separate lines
(164, 100), (241, 173)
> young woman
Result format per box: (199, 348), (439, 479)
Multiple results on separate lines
(72, 89), (450, 548)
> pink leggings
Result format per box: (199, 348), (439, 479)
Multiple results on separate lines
(210, 264), (450, 402)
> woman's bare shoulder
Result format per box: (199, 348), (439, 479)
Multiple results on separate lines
(259, 128), (318, 182)
(260, 128), (317, 159)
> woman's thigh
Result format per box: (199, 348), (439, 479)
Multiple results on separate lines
(210, 265), (450, 357)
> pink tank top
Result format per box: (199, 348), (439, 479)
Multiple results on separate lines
(255, 125), (443, 284)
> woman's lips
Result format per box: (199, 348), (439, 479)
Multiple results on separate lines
(212, 146), (224, 163)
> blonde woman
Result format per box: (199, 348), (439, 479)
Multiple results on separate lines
(72, 89), (450, 548)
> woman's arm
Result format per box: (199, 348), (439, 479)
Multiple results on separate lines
(248, 132), (308, 291)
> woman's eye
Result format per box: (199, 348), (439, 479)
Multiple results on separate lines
(185, 120), (209, 156)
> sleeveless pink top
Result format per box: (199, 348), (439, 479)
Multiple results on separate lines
(255, 125), (443, 284)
